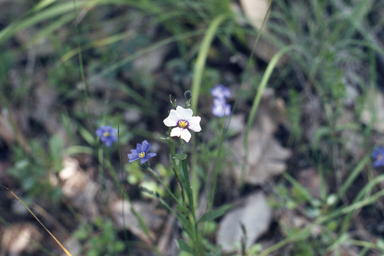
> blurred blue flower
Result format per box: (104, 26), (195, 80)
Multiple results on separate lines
(212, 98), (231, 117)
(372, 147), (384, 168)
(128, 140), (157, 164)
(95, 125), (118, 147)
(211, 85), (231, 99)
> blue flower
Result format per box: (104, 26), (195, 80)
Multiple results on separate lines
(211, 85), (231, 99)
(128, 140), (157, 164)
(372, 147), (384, 168)
(95, 125), (118, 147)
(212, 98), (231, 117)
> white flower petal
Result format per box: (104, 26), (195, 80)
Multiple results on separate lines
(188, 116), (201, 132)
(176, 106), (193, 120)
(170, 127), (182, 137)
(164, 109), (179, 127)
(180, 129), (192, 142)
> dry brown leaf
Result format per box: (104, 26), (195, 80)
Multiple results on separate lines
(59, 157), (100, 221)
(279, 209), (322, 238)
(0, 110), (16, 145)
(31, 81), (67, 142)
(297, 168), (323, 199)
(254, 88), (287, 134)
(326, 244), (359, 256)
(157, 214), (179, 255)
(110, 199), (166, 245)
(237, 0), (287, 65)
(231, 129), (291, 185)
(133, 44), (171, 73)
(253, 37), (289, 66)
(60, 237), (82, 256)
(361, 88), (384, 133)
(239, 0), (269, 31)
(0, 109), (30, 152)
(337, 109), (364, 159)
(303, 95), (322, 145)
(229, 89), (291, 184)
(217, 192), (272, 252)
(0, 223), (41, 256)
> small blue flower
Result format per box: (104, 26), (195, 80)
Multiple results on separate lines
(212, 98), (231, 117)
(128, 140), (157, 164)
(211, 85), (231, 99)
(95, 125), (118, 147)
(372, 147), (384, 168)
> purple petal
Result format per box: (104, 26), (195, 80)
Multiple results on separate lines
(141, 140), (151, 153)
(95, 127), (104, 136)
(146, 153), (157, 158)
(136, 143), (142, 152)
(211, 85), (231, 99)
(128, 153), (140, 162)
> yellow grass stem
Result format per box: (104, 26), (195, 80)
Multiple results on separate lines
(2, 185), (72, 256)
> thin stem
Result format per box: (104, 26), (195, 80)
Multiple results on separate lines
(209, 116), (226, 210)
(117, 118), (130, 255)
(147, 167), (181, 205)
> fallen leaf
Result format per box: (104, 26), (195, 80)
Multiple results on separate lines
(133, 44), (171, 73)
(229, 90), (291, 184)
(361, 88), (384, 133)
(59, 157), (100, 221)
(0, 223), (41, 256)
(297, 168), (323, 199)
(110, 199), (166, 245)
(338, 110), (364, 159)
(0, 109), (30, 152)
(279, 209), (322, 238)
(217, 192), (272, 252)
(231, 129), (291, 185)
(236, 0), (288, 65)
(239, 0), (269, 31)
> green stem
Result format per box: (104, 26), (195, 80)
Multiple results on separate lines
(104, 158), (161, 255)
(147, 167), (181, 205)
(209, 116), (226, 210)
(164, 137), (185, 204)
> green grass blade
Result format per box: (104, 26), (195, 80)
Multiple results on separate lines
(242, 45), (299, 182)
(191, 14), (228, 112)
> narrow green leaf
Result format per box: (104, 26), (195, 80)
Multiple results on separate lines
(176, 205), (189, 216)
(198, 204), (232, 223)
(174, 153), (187, 160)
(78, 124), (96, 145)
(177, 239), (194, 254)
(191, 14), (228, 112)
(177, 213), (194, 239)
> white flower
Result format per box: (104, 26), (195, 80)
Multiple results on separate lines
(163, 106), (201, 142)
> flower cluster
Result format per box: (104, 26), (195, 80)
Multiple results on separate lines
(372, 146), (384, 168)
(211, 85), (231, 117)
(95, 125), (118, 147)
(127, 104), (201, 164)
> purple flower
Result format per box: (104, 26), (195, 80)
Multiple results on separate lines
(212, 98), (231, 117)
(128, 140), (157, 164)
(372, 147), (384, 168)
(95, 125), (118, 147)
(211, 85), (231, 99)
